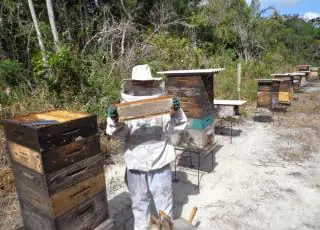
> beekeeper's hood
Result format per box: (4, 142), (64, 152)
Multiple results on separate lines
(121, 64), (165, 102)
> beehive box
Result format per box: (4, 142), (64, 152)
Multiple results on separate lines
(2, 110), (98, 151)
(271, 74), (293, 105)
(171, 126), (214, 151)
(158, 69), (224, 151)
(297, 65), (311, 80)
(288, 72), (305, 93)
(311, 67), (319, 79)
(2, 110), (108, 230)
(256, 79), (280, 109)
(19, 190), (108, 230)
(293, 76), (301, 93)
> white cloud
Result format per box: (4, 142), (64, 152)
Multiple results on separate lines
(246, 0), (303, 6)
(304, 12), (320, 20)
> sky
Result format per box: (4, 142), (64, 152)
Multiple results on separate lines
(245, 0), (320, 20)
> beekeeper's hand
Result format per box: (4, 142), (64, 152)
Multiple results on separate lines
(107, 105), (119, 123)
(171, 96), (181, 116)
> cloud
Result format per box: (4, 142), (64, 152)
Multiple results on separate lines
(246, 0), (303, 6)
(304, 12), (320, 20)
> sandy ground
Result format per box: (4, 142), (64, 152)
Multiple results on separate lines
(106, 81), (320, 230)
(0, 81), (319, 230)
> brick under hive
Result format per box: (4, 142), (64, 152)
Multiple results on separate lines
(2, 110), (109, 230)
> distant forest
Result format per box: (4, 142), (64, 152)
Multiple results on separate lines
(1, 0), (319, 115)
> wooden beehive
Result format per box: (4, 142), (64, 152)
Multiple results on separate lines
(311, 67), (319, 79)
(271, 74), (293, 105)
(297, 65), (311, 80)
(256, 79), (281, 109)
(256, 79), (272, 109)
(288, 72), (305, 93)
(158, 69), (224, 151)
(2, 110), (108, 230)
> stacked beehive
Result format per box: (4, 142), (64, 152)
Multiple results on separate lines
(271, 74), (293, 105)
(288, 72), (305, 93)
(256, 79), (280, 109)
(158, 69), (224, 151)
(292, 75), (301, 93)
(2, 110), (108, 230)
(311, 67), (319, 79)
(297, 65), (311, 82)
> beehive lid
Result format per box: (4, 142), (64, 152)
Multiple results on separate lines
(214, 100), (247, 106)
(256, 79), (282, 82)
(157, 68), (225, 76)
(287, 72), (306, 76)
(271, 73), (290, 77)
(3, 110), (91, 126)
(297, 65), (311, 67)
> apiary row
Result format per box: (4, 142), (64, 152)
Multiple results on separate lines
(2, 110), (109, 230)
(257, 69), (310, 109)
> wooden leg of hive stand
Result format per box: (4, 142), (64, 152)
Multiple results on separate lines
(174, 155), (178, 182)
(197, 153), (200, 190)
(211, 150), (214, 172)
(189, 152), (193, 168)
(230, 121), (233, 144)
(272, 110), (275, 125)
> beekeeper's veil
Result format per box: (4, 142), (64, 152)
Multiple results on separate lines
(121, 65), (165, 102)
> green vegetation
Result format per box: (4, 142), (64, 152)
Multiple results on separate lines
(0, 0), (319, 116)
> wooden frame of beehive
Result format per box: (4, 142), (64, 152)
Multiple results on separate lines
(271, 74), (293, 105)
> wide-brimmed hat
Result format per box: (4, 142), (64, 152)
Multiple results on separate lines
(127, 64), (162, 81)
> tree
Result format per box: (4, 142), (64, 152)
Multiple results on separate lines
(251, 0), (260, 17)
(46, 0), (60, 51)
(27, 0), (47, 63)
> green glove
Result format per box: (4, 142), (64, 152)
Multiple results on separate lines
(173, 96), (181, 110)
(107, 105), (118, 119)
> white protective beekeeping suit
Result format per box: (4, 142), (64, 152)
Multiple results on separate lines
(106, 65), (187, 230)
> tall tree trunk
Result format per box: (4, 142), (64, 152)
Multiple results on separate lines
(46, 0), (60, 50)
(27, 0), (47, 62)
(62, 0), (72, 41)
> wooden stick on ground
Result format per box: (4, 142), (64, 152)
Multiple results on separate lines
(188, 207), (198, 224)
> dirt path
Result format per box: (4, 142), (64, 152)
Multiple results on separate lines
(106, 81), (320, 230)
(0, 82), (319, 230)
(174, 81), (320, 230)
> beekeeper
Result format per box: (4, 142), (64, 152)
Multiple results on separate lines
(106, 64), (187, 230)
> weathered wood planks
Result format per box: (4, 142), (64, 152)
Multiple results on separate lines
(3, 110), (109, 230)
(116, 96), (173, 121)
(164, 71), (217, 151)
(12, 154), (103, 196)
(19, 191), (108, 230)
(8, 135), (100, 174)
(2, 110), (97, 151)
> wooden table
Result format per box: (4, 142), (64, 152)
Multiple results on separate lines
(213, 100), (247, 143)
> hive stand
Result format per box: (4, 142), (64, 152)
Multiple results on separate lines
(213, 99), (247, 143)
